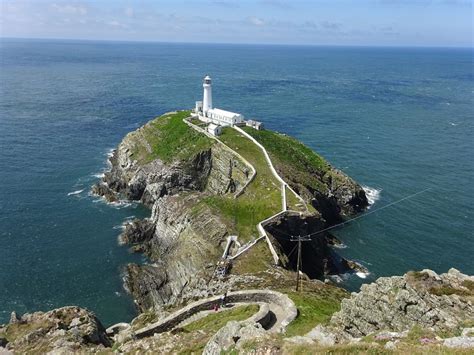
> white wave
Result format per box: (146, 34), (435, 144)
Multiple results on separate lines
(356, 271), (369, 279)
(67, 189), (84, 196)
(106, 148), (115, 158)
(362, 185), (381, 208)
(92, 172), (105, 178)
(449, 122), (458, 126)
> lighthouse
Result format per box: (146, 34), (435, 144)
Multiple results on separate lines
(195, 75), (255, 131)
(202, 75), (212, 115)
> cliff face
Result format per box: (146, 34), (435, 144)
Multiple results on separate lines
(242, 127), (369, 224)
(327, 268), (474, 342)
(124, 193), (229, 311)
(93, 112), (252, 311)
(0, 307), (110, 353)
(93, 111), (369, 313)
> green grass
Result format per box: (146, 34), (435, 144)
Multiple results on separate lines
(429, 285), (472, 297)
(198, 127), (283, 242)
(242, 127), (331, 193)
(182, 304), (259, 333)
(284, 289), (345, 337)
(130, 110), (213, 164)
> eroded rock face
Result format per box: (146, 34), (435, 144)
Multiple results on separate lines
(264, 212), (366, 278)
(91, 119), (251, 312)
(295, 169), (368, 225)
(93, 113), (369, 313)
(203, 321), (267, 355)
(0, 307), (110, 353)
(124, 194), (229, 312)
(329, 268), (474, 341)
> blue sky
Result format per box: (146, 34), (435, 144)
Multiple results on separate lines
(0, 0), (472, 46)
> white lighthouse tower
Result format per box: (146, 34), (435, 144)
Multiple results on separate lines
(202, 75), (212, 116)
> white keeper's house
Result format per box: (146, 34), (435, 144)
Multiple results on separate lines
(194, 75), (263, 135)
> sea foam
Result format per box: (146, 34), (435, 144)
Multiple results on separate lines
(362, 185), (381, 207)
(67, 189), (84, 196)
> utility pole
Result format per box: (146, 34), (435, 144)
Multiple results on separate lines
(290, 235), (312, 291)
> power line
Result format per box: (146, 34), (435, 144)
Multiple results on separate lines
(303, 187), (432, 238)
(266, 188), (431, 240)
(289, 235), (312, 291)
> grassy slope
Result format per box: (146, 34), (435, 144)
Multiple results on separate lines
(242, 127), (332, 194)
(182, 304), (259, 333)
(199, 127), (283, 242)
(130, 110), (214, 165)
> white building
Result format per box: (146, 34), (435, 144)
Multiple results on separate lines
(207, 123), (222, 136)
(246, 119), (264, 130)
(207, 108), (244, 126)
(195, 75), (245, 127)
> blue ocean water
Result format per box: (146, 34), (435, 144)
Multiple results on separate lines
(0, 39), (473, 326)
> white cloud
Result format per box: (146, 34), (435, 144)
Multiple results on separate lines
(51, 3), (87, 16)
(248, 16), (265, 26)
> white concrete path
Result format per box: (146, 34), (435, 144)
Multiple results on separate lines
(184, 115), (308, 265)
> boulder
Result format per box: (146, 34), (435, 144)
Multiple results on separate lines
(203, 321), (266, 355)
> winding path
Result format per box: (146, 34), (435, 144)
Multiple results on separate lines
(184, 115), (309, 265)
(116, 289), (297, 339)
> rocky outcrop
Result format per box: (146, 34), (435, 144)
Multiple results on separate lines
(0, 307), (110, 353)
(124, 193), (228, 311)
(329, 268), (474, 340)
(286, 168), (368, 225)
(203, 321), (267, 355)
(323, 268), (474, 342)
(264, 211), (366, 278)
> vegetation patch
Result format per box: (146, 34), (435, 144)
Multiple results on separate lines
(283, 287), (346, 337)
(130, 110), (214, 165)
(182, 304), (259, 333)
(428, 285), (472, 297)
(242, 127), (331, 194)
(199, 127), (282, 242)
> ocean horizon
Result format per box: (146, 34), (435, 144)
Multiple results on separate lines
(1, 38), (472, 326)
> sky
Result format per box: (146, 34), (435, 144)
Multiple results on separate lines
(0, 0), (472, 47)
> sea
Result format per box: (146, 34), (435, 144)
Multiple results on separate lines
(0, 39), (472, 326)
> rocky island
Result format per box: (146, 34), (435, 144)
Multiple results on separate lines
(1, 110), (472, 354)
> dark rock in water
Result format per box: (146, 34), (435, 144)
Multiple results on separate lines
(91, 182), (118, 203)
(264, 212), (361, 278)
(125, 264), (169, 311)
(119, 219), (155, 253)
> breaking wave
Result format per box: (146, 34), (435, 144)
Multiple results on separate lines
(67, 189), (84, 196)
(362, 185), (381, 208)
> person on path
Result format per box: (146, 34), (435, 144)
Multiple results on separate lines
(220, 292), (227, 307)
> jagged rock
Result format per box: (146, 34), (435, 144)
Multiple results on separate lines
(0, 307), (110, 353)
(328, 269), (474, 341)
(384, 340), (399, 350)
(0, 336), (8, 348)
(305, 324), (336, 346)
(91, 183), (118, 203)
(8, 312), (20, 325)
(265, 212), (365, 278)
(443, 336), (474, 348)
(203, 321), (267, 355)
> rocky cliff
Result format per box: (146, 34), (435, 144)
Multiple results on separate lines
(3, 269), (472, 354)
(0, 307), (110, 354)
(92, 111), (369, 313)
(329, 268), (474, 341)
(282, 268), (474, 353)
